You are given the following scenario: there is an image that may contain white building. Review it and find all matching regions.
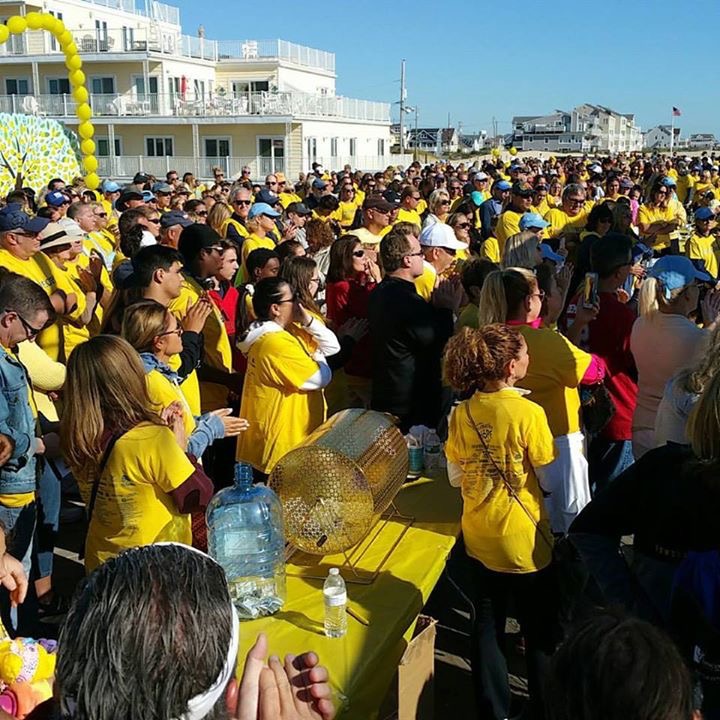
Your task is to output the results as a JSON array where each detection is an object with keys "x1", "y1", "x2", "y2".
[
  {"x1": 688, "y1": 133, "x2": 717, "y2": 150},
  {"x1": 0, "y1": 0, "x2": 405, "y2": 180},
  {"x1": 643, "y1": 125, "x2": 680, "y2": 150},
  {"x1": 512, "y1": 104, "x2": 642, "y2": 154}
]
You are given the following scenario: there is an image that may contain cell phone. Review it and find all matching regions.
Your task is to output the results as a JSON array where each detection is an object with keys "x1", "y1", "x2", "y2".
[{"x1": 583, "y1": 272, "x2": 599, "y2": 309}]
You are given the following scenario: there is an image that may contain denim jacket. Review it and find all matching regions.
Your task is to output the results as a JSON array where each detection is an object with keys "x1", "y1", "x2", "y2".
[
  {"x1": 0, "y1": 345, "x2": 37, "y2": 494},
  {"x1": 140, "y1": 353, "x2": 224, "y2": 458}
]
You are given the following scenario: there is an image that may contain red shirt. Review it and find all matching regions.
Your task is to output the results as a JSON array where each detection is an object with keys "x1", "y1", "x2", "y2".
[
  {"x1": 326, "y1": 275, "x2": 375, "y2": 378},
  {"x1": 567, "y1": 290, "x2": 638, "y2": 441},
  {"x1": 208, "y1": 284, "x2": 244, "y2": 372}
]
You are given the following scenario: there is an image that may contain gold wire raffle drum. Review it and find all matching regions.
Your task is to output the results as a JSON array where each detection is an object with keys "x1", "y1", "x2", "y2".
[{"x1": 269, "y1": 409, "x2": 409, "y2": 555}]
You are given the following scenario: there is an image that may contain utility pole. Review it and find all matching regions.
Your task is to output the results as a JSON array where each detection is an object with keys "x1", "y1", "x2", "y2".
[
  {"x1": 414, "y1": 106, "x2": 419, "y2": 162},
  {"x1": 399, "y1": 59, "x2": 406, "y2": 154}
]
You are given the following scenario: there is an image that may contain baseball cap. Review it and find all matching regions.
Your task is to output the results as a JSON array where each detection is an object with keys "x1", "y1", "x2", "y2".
[
  {"x1": 102, "y1": 180, "x2": 121, "y2": 193},
  {"x1": 255, "y1": 189, "x2": 279, "y2": 206},
  {"x1": 286, "y1": 202, "x2": 311, "y2": 216},
  {"x1": 540, "y1": 243, "x2": 564, "y2": 264},
  {"x1": 0, "y1": 204, "x2": 49, "y2": 233},
  {"x1": 116, "y1": 191, "x2": 144, "y2": 212},
  {"x1": 142, "y1": 190, "x2": 156, "y2": 203},
  {"x1": 275, "y1": 172, "x2": 287, "y2": 184},
  {"x1": 363, "y1": 196, "x2": 396, "y2": 213},
  {"x1": 496, "y1": 180, "x2": 512, "y2": 191},
  {"x1": 38, "y1": 222, "x2": 72, "y2": 251},
  {"x1": 619, "y1": 178, "x2": 634, "y2": 189},
  {"x1": 473, "y1": 172, "x2": 489, "y2": 182},
  {"x1": 178, "y1": 224, "x2": 223, "y2": 263},
  {"x1": 519, "y1": 212, "x2": 550, "y2": 230},
  {"x1": 46, "y1": 191, "x2": 70, "y2": 207},
  {"x1": 248, "y1": 202, "x2": 281, "y2": 219},
  {"x1": 418, "y1": 223, "x2": 469, "y2": 251},
  {"x1": 695, "y1": 207, "x2": 714, "y2": 221},
  {"x1": 661, "y1": 176, "x2": 677, "y2": 187},
  {"x1": 312, "y1": 178, "x2": 327, "y2": 190},
  {"x1": 648, "y1": 255, "x2": 712, "y2": 298},
  {"x1": 161, "y1": 210, "x2": 193, "y2": 229},
  {"x1": 152, "y1": 182, "x2": 173, "y2": 194},
  {"x1": 382, "y1": 189, "x2": 401, "y2": 205},
  {"x1": 588, "y1": 164, "x2": 602, "y2": 175},
  {"x1": 133, "y1": 172, "x2": 150, "y2": 185},
  {"x1": 511, "y1": 182, "x2": 533, "y2": 198}
]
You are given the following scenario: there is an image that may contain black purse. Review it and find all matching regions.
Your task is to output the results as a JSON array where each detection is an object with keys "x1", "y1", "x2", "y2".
[{"x1": 580, "y1": 382, "x2": 616, "y2": 436}]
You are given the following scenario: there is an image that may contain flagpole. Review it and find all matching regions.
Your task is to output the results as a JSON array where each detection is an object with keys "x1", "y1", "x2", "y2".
[{"x1": 670, "y1": 109, "x2": 675, "y2": 154}]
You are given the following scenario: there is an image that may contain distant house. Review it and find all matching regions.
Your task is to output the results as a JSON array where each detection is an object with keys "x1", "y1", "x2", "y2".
[
  {"x1": 459, "y1": 131, "x2": 486, "y2": 153},
  {"x1": 406, "y1": 127, "x2": 458, "y2": 153},
  {"x1": 688, "y1": 133, "x2": 717, "y2": 150},
  {"x1": 643, "y1": 125, "x2": 680, "y2": 149}
]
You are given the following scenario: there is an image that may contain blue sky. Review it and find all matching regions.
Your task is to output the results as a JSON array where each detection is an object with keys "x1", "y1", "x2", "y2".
[{"x1": 175, "y1": 0, "x2": 719, "y2": 138}]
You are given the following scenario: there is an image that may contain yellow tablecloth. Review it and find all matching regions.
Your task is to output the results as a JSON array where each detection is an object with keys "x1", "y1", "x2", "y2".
[{"x1": 235, "y1": 475, "x2": 462, "y2": 719}]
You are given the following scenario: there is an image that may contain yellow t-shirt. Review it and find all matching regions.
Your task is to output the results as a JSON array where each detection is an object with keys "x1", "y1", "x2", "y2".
[
  {"x1": 686, "y1": 233, "x2": 719, "y2": 279},
  {"x1": 516, "y1": 325, "x2": 591, "y2": 437},
  {"x1": 278, "y1": 191, "x2": 302, "y2": 209},
  {"x1": 480, "y1": 237, "x2": 500, "y2": 264},
  {"x1": 445, "y1": 389, "x2": 556, "y2": 573},
  {"x1": 237, "y1": 330, "x2": 325, "y2": 474},
  {"x1": 677, "y1": 175, "x2": 695, "y2": 205},
  {"x1": 637, "y1": 203, "x2": 675, "y2": 251},
  {"x1": 416, "y1": 199, "x2": 428, "y2": 215},
  {"x1": 239, "y1": 233, "x2": 276, "y2": 283},
  {"x1": 543, "y1": 208, "x2": 588, "y2": 241},
  {"x1": 80, "y1": 422, "x2": 195, "y2": 573},
  {"x1": 413, "y1": 261, "x2": 437, "y2": 301},
  {"x1": 168, "y1": 277, "x2": 232, "y2": 412},
  {"x1": 168, "y1": 354, "x2": 201, "y2": 417},
  {"x1": 145, "y1": 368, "x2": 196, "y2": 437},
  {"x1": 395, "y1": 208, "x2": 422, "y2": 228},
  {"x1": 221, "y1": 217, "x2": 250, "y2": 243},
  {"x1": 339, "y1": 201, "x2": 358, "y2": 228},
  {"x1": 495, "y1": 209, "x2": 524, "y2": 253}
]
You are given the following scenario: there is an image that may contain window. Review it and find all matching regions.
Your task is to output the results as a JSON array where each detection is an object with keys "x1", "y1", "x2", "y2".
[
  {"x1": 6, "y1": 78, "x2": 30, "y2": 95},
  {"x1": 232, "y1": 80, "x2": 269, "y2": 96},
  {"x1": 377, "y1": 138, "x2": 385, "y2": 156},
  {"x1": 258, "y1": 137, "x2": 284, "y2": 174},
  {"x1": 306, "y1": 137, "x2": 317, "y2": 163},
  {"x1": 91, "y1": 77, "x2": 115, "y2": 95},
  {"x1": 349, "y1": 138, "x2": 357, "y2": 157},
  {"x1": 48, "y1": 78, "x2": 71, "y2": 95},
  {"x1": 122, "y1": 26, "x2": 136, "y2": 51},
  {"x1": 330, "y1": 138, "x2": 338, "y2": 158},
  {"x1": 96, "y1": 137, "x2": 122, "y2": 157},
  {"x1": 204, "y1": 138, "x2": 230, "y2": 157},
  {"x1": 49, "y1": 11, "x2": 63, "y2": 51},
  {"x1": 146, "y1": 137, "x2": 174, "y2": 156},
  {"x1": 95, "y1": 20, "x2": 109, "y2": 51},
  {"x1": 194, "y1": 80, "x2": 206, "y2": 99}
]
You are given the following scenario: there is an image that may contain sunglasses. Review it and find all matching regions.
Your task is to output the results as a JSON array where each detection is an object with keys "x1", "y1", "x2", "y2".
[
  {"x1": 456, "y1": 222, "x2": 471, "y2": 229},
  {"x1": 440, "y1": 200, "x2": 451, "y2": 205},
  {"x1": 148, "y1": 217, "x2": 161, "y2": 224},
  {"x1": 234, "y1": 200, "x2": 252, "y2": 206},
  {"x1": 197, "y1": 211, "x2": 208, "y2": 216},
  {"x1": 5, "y1": 309, "x2": 43, "y2": 339},
  {"x1": 352, "y1": 249, "x2": 365, "y2": 258}
]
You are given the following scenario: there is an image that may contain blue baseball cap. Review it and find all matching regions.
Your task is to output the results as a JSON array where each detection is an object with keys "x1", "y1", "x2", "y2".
[
  {"x1": 152, "y1": 182, "x2": 173, "y2": 194},
  {"x1": 248, "y1": 202, "x2": 281, "y2": 219},
  {"x1": 0, "y1": 204, "x2": 50, "y2": 233},
  {"x1": 519, "y1": 212, "x2": 549, "y2": 230},
  {"x1": 649, "y1": 255, "x2": 712, "y2": 298},
  {"x1": 496, "y1": 180, "x2": 512, "y2": 191},
  {"x1": 254, "y1": 188, "x2": 280, "y2": 206},
  {"x1": 142, "y1": 190, "x2": 156, "y2": 203},
  {"x1": 540, "y1": 243, "x2": 564, "y2": 264},
  {"x1": 46, "y1": 190, "x2": 71, "y2": 207},
  {"x1": 102, "y1": 180, "x2": 121, "y2": 193},
  {"x1": 661, "y1": 176, "x2": 677, "y2": 187},
  {"x1": 695, "y1": 207, "x2": 714, "y2": 221}
]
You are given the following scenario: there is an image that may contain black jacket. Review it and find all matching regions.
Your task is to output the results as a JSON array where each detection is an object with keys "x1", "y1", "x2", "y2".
[{"x1": 368, "y1": 276, "x2": 454, "y2": 431}]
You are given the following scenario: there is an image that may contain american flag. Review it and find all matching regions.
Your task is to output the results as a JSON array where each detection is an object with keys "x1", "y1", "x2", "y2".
[{"x1": 672, "y1": 107, "x2": 682, "y2": 116}]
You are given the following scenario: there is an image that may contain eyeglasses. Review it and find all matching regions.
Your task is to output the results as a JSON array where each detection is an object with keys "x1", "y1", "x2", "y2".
[
  {"x1": 266, "y1": 182, "x2": 278, "y2": 187},
  {"x1": 197, "y1": 210, "x2": 208, "y2": 217},
  {"x1": 566, "y1": 198, "x2": 584, "y2": 206},
  {"x1": 529, "y1": 290, "x2": 546, "y2": 301},
  {"x1": 233, "y1": 199, "x2": 252, "y2": 206},
  {"x1": 440, "y1": 247, "x2": 457, "y2": 256},
  {"x1": 309, "y1": 277, "x2": 321, "y2": 284},
  {"x1": 404, "y1": 251, "x2": 424, "y2": 258},
  {"x1": 276, "y1": 296, "x2": 297, "y2": 305},
  {"x1": 11, "y1": 230, "x2": 37, "y2": 238},
  {"x1": 208, "y1": 245, "x2": 224, "y2": 254},
  {"x1": 156, "y1": 326, "x2": 183, "y2": 338},
  {"x1": 352, "y1": 249, "x2": 365, "y2": 258},
  {"x1": 5, "y1": 309, "x2": 43, "y2": 339}
]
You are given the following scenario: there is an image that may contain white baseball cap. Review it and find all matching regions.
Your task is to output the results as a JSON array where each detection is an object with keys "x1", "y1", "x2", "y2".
[{"x1": 419, "y1": 223, "x2": 469, "y2": 250}]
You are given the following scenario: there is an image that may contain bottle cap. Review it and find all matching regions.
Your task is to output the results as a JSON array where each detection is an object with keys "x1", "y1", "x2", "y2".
[{"x1": 329, "y1": 567, "x2": 339, "y2": 575}]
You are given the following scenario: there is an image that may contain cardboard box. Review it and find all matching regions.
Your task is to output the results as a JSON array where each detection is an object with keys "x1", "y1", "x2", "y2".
[{"x1": 379, "y1": 615, "x2": 438, "y2": 720}]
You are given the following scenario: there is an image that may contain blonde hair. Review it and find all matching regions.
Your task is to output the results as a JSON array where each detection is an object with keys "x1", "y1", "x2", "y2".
[
  {"x1": 246, "y1": 216, "x2": 262, "y2": 234},
  {"x1": 637, "y1": 276, "x2": 691, "y2": 317},
  {"x1": 688, "y1": 370, "x2": 720, "y2": 462},
  {"x1": 502, "y1": 231, "x2": 541, "y2": 270},
  {"x1": 121, "y1": 300, "x2": 169, "y2": 354},
  {"x1": 428, "y1": 189, "x2": 450, "y2": 215},
  {"x1": 207, "y1": 202, "x2": 231, "y2": 237},
  {"x1": 676, "y1": 325, "x2": 720, "y2": 395},
  {"x1": 60, "y1": 335, "x2": 161, "y2": 480},
  {"x1": 478, "y1": 267, "x2": 537, "y2": 326}
]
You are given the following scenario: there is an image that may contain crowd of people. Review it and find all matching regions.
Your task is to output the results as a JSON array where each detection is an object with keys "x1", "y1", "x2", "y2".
[{"x1": 0, "y1": 150, "x2": 720, "y2": 718}]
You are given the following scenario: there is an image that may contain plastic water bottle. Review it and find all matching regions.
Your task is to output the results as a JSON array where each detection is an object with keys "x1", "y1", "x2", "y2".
[
  {"x1": 206, "y1": 462, "x2": 286, "y2": 619},
  {"x1": 323, "y1": 568, "x2": 347, "y2": 638},
  {"x1": 423, "y1": 430, "x2": 442, "y2": 470}
]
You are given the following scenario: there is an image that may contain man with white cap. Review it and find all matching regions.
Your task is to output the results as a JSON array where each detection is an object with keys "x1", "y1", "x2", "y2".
[
  {"x1": 414, "y1": 223, "x2": 468, "y2": 301},
  {"x1": 471, "y1": 171, "x2": 490, "y2": 203}
]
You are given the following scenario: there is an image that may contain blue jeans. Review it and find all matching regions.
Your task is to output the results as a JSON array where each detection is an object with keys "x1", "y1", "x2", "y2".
[
  {"x1": 0, "y1": 502, "x2": 36, "y2": 634},
  {"x1": 32, "y1": 459, "x2": 61, "y2": 581},
  {"x1": 588, "y1": 438, "x2": 635, "y2": 496}
]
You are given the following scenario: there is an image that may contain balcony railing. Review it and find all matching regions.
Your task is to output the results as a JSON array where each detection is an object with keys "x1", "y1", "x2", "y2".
[
  {"x1": 0, "y1": 25, "x2": 335, "y2": 71},
  {"x1": 0, "y1": 92, "x2": 390, "y2": 123}
]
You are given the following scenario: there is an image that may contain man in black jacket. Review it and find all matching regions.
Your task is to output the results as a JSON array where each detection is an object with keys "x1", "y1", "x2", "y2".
[{"x1": 368, "y1": 225, "x2": 463, "y2": 432}]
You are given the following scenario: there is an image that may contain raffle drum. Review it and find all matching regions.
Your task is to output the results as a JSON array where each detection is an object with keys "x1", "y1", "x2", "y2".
[{"x1": 269, "y1": 409, "x2": 409, "y2": 556}]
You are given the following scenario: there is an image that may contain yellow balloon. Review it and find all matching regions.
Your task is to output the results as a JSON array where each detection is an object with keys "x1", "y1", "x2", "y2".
[
  {"x1": 64, "y1": 42, "x2": 78, "y2": 57},
  {"x1": 76, "y1": 103, "x2": 92, "y2": 122},
  {"x1": 40, "y1": 15, "x2": 56, "y2": 31},
  {"x1": 69, "y1": 69, "x2": 86, "y2": 87},
  {"x1": 509, "y1": 147, "x2": 518, "y2": 156},
  {"x1": 72, "y1": 86, "x2": 89, "y2": 104},
  {"x1": 52, "y1": 18, "x2": 66, "y2": 35},
  {"x1": 25, "y1": 12, "x2": 43, "y2": 29},
  {"x1": 59, "y1": 30, "x2": 73, "y2": 47},
  {"x1": 80, "y1": 138, "x2": 96, "y2": 155},
  {"x1": 0, "y1": 26, "x2": 8, "y2": 44},
  {"x1": 65, "y1": 54, "x2": 82, "y2": 72},
  {"x1": 491, "y1": 148, "x2": 500, "y2": 158},
  {"x1": 85, "y1": 173, "x2": 100, "y2": 191},
  {"x1": 7, "y1": 16, "x2": 27, "y2": 34},
  {"x1": 78, "y1": 121, "x2": 94, "y2": 139},
  {"x1": 82, "y1": 155, "x2": 98, "y2": 173}
]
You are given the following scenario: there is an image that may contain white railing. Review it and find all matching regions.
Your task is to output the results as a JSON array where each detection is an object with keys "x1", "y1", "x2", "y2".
[
  {"x1": 0, "y1": 27, "x2": 334, "y2": 71},
  {"x1": 95, "y1": 155, "x2": 409, "y2": 180},
  {"x1": 1, "y1": 91, "x2": 391, "y2": 123}
]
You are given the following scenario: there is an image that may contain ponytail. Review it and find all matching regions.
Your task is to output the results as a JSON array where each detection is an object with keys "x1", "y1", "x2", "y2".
[{"x1": 478, "y1": 268, "x2": 537, "y2": 326}]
